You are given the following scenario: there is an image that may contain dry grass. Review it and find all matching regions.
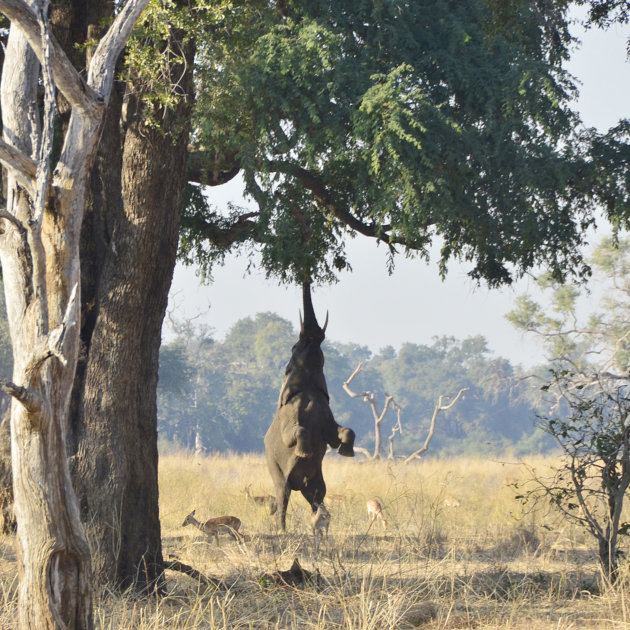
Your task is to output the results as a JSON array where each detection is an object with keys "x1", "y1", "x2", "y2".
[{"x1": 1, "y1": 453, "x2": 630, "y2": 628}]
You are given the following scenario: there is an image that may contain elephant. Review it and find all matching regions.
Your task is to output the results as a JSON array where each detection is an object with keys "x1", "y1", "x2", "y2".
[{"x1": 264, "y1": 283, "x2": 355, "y2": 530}]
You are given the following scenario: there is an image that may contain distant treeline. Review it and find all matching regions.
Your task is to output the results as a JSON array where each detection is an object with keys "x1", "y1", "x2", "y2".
[{"x1": 158, "y1": 312, "x2": 551, "y2": 457}]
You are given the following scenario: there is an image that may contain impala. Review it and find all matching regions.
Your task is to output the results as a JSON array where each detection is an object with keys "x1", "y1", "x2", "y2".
[
  {"x1": 182, "y1": 510, "x2": 242, "y2": 545},
  {"x1": 243, "y1": 484, "x2": 278, "y2": 513},
  {"x1": 366, "y1": 499, "x2": 387, "y2": 529},
  {"x1": 311, "y1": 503, "x2": 330, "y2": 536},
  {"x1": 443, "y1": 495, "x2": 461, "y2": 508}
]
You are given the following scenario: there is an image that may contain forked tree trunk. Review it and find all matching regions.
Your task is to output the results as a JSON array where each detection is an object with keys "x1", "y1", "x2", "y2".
[
  {"x1": 403, "y1": 388, "x2": 468, "y2": 464},
  {"x1": 0, "y1": 1, "x2": 148, "y2": 627},
  {"x1": 343, "y1": 362, "x2": 396, "y2": 459}
]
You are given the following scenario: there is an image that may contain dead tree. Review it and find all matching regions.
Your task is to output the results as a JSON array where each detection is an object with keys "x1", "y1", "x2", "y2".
[
  {"x1": 343, "y1": 362, "x2": 401, "y2": 459},
  {"x1": 387, "y1": 402, "x2": 403, "y2": 459},
  {"x1": 403, "y1": 388, "x2": 468, "y2": 464},
  {"x1": 0, "y1": 0, "x2": 149, "y2": 627}
]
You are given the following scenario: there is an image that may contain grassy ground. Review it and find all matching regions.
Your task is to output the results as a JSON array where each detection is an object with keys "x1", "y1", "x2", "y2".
[{"x1": 1, "y1": 453, "x2": 629, "y2": 628}]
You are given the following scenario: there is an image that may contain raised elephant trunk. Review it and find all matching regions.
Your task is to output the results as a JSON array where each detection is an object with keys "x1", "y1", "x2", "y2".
[{"x1": 299, "y1": 282, "x2": 328, "y2": 338}]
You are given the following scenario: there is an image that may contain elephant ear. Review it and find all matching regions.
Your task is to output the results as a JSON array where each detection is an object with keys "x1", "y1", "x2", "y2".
[{"x1": 279, "y1": 371, "x2": 301, "y2": 406}]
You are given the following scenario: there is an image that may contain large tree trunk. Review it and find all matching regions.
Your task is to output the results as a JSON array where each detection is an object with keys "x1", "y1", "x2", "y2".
[{"x1": 69, "y1": 41, "x2": 195, "y2": 589}]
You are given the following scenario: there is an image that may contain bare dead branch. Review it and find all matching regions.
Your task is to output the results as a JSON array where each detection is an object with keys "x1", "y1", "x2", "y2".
[
  {"x1": 0, "y1": 0, "x2": 100, "y2": 115},
  {"x1": 33, "y1": 0, "x2": 55, "y2": 230},
  {"x1": 353, "y1": 446, "x2": 371, "y2": 458},
  {"x1": 343, "y1": 362, "x2": 401, "y2": 458},
  {"x1": 387, "y1": 404, "x2": 403, "y2": 459},
  {"x1": 87, "y1": 0, "x2": 151, "y2": 100},
  {"x1": 0, "y1": 380, "x2": 41, "y2": 413},
  {"x1": 0, "y1": 138, "x2": 37, "y2": 195},
  {"x1": 342, "y1": 362, "x2": 366, "y2": 398},
  {"x1": 404, "y1": 388, "x2": 468, "y2": 464},
  {"x1": 165, "y1": 559, "x2": 223, "y2": 589},
  {"x1": 0, "y1": 210, "x2": 27, "y2": 233}
]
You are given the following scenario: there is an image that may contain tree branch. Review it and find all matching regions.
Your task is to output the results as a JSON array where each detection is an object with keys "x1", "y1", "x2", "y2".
[
  {"x1": 0, "y1": 137, "x2": 37, "y2": 196},
  {"x1": 165, "y1": 559, "x2": 222, "y2": 589},
  {"x1": 404, "y1": 388, "x2": 468, "y2": 464},
  {"x1": 181, "y1": 210, "x2": 261, "y2": 248},
  {"x1": 0, "y1": 380, "x2": 41, "y2": 413},
  {"x1": 0, "y1": 0, "x2": 101, "y2": 115},
  {"x1": 269, "y1": 161, "x2": 394, "y2": 240},
  {"x1": 342, "y1": 362, "x2": 367, "y2": 398},
  {"x1": 186, "y1": 148, "x2": 241, "y2": 186},
  {"x1": 87, "y1": 0, "x2": 151, "y2": 101},
  {"x1": 0, "y1": 210, "x2": 27, "y2": 234},
  {"x1": 343, "y1": 362, "x2": 400, "y2": 459}
]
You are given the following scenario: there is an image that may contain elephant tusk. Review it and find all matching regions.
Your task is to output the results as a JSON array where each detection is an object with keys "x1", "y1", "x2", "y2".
[{"x1": 322, "y1": 311, "x2": 329, "y2": 334}]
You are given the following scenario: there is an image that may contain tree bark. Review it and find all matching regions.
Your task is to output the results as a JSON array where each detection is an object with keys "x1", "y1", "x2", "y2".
[
  {"x1": 0, "y1": 0, "x2": 149, "y2": 626},
  {"x1": 68, "y1": 15, "x2": 196, "y2": 590}
]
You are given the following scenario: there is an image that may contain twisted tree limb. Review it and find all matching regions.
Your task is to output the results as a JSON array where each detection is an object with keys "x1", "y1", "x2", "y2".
[
  {"x1": 404, "y1": 388, "x2": 468, "y2": 464},
  {"x1": 343, "y1": 362, "x2": 400, "y2": 459}
]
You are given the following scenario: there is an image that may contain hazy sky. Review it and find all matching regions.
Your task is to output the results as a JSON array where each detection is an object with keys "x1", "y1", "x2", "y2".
[{"x1": 166, "y1": 15, "x2": 630, "y2": 368}]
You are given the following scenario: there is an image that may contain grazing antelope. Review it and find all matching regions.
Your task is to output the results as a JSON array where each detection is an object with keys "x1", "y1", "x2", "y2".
[
  {"x1": 243, "y1": 484, "x2": 278, "y2": 513},
  {"x1": 311, "y1": 503, "x2": 330, "y2": 536},
  {"x1": 182, "y1": 510, "x2": 242, "y2": 545},
  {"x1": 443, "y1": 495, "x2": 461, "y2": 508},
  {"x1": 366, "y1": 498, "x2": 387, "y2": 529}
]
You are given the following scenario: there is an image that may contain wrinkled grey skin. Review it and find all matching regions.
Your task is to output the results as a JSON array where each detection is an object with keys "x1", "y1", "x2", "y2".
[{"x1": 264, "y1": 283, "x2": 355, "y2": 531}]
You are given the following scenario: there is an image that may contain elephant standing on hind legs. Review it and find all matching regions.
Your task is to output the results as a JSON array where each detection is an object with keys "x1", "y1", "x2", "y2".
[{"x1": 264, "y1": 283, "x2": 355, "y2": 531}]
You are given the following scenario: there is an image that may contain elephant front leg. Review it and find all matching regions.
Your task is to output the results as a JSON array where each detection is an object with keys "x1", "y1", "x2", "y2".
[{"x1": 282, "y1": 424, "x2": 312, "y2": 458}]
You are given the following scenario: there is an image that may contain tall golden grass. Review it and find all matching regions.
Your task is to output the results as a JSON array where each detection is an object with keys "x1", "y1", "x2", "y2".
[{"x1": 1, "y1": 453, "x2": 629, "y2": 628}]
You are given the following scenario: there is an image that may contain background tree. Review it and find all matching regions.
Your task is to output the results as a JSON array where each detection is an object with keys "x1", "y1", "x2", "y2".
[
  {"x1": 507, "y1": 235, "x2": 630, "y2": 583},
  {"x1": 342, "y1": 362, "x2": 400, "y2": 459},
  {"x1": 159, "y1": 313, "x2": 292, "y2": 453},
  {"x1": 403, "y1": 388, "x2": 468, "y2": 464},
  {"x1": 0, "y1": 0, "x2": 149, "y2": 626}
]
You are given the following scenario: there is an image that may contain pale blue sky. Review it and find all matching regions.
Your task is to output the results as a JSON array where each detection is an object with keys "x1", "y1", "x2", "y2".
[{"x1": 166, "y1": 16, "x2": 629, "y2": 368}]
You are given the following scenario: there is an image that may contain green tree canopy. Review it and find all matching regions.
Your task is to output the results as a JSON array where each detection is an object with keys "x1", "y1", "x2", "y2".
[{"x1": 181, "y1": 0, "x2": 630, "y2": 287}]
